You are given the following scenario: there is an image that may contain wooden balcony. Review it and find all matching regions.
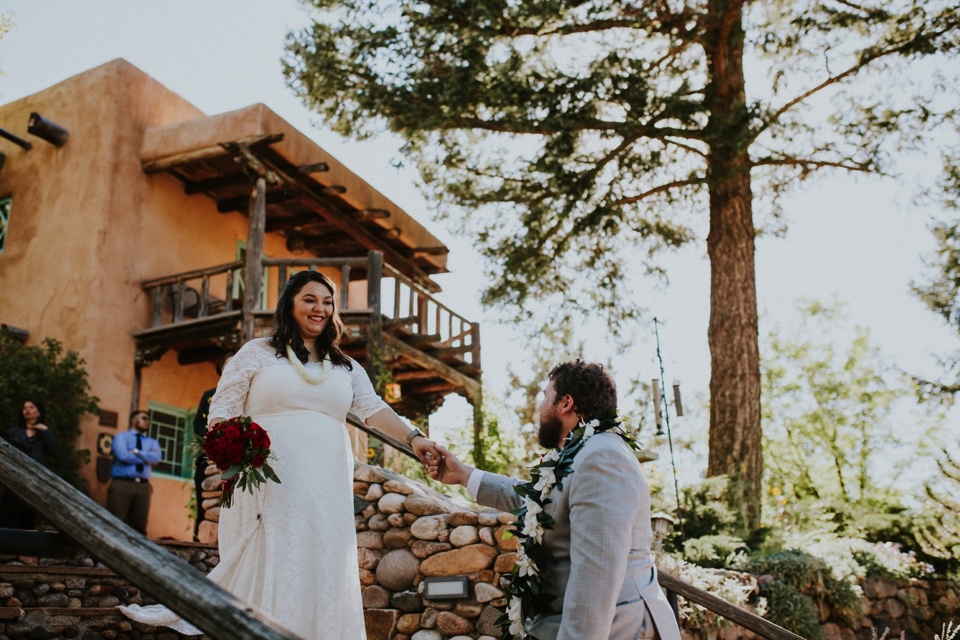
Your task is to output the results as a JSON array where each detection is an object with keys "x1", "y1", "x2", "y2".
[{"x1": 132, "y1": 251, "x2": 481, "y2": 418}]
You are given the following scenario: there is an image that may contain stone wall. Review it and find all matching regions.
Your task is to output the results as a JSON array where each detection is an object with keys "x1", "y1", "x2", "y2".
[{"x1": 3, "y1": 461, "x2": 957, "y2": 639}]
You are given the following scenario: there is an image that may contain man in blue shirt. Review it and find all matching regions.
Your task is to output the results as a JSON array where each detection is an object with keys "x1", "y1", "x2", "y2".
[{"x1": 107, "y1": 410, "x2": 162, "y2": 535}]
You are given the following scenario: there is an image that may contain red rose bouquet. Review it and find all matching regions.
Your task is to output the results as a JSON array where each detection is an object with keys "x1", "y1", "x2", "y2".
[{"x1": 196, "y1": 415, "x2": 280, "y2": 508}]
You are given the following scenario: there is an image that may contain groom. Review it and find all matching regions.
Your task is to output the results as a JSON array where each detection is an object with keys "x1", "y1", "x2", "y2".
[{"x1": 428, "y1": 360, "x2": 681, "y2": 640}]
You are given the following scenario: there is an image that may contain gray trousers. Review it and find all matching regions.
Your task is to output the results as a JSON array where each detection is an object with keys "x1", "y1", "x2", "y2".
[{"x1": 107, "y1": 479, "x2": 152, "y2": 534}]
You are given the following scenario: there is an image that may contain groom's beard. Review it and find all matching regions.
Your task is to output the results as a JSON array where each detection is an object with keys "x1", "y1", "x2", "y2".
[{"x1": 538, "y1": 411, "x2": 564, "y2": 449}]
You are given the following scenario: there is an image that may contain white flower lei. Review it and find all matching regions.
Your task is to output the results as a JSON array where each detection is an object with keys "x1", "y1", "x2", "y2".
[
  {"x1": 285, "y1": 344, "x2": 332, "y2": 385},
  {"x1": 496, "y1": 415, "x2": 641, "y2": 640}
]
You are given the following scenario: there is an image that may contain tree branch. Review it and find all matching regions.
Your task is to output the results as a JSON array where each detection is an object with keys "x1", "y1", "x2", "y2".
[
  {"x1": 751, "y1": 156, "x2": 876, "y2": 173},
  {"x1": 664, "y1": 137, "x2": 709, "y2": 159},
  {"x1": 613, "y1": 177, "x2": 705, "y2": 206},
  {"x1": 749, "y1": 33, "x2": 941, "y2": 143}
]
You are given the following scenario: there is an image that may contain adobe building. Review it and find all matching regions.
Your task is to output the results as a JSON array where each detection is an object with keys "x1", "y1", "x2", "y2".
[{"x1": 0, "y1": 60, "x2": 481, "y2": 541}]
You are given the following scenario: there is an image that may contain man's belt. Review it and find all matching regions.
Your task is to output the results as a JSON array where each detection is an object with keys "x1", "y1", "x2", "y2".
[{"x1": 112, "y1": 477, "x2": 149, "y2": 484}]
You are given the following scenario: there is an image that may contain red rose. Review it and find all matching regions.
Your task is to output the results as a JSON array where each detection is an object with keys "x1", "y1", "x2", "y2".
[
  {"x1": 251, "y1": 453, "x2": 266, "y2": 468},
  {"x1": 225, "y1": 442, "x2": 245, "y2": 465}
]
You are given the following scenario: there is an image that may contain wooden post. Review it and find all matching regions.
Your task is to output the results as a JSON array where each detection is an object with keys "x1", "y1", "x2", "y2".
[
  {"x1": 340, "y1": 264, "x2": 351, "y2": 309},
  {"x1": 0, "y1": 441, "x2": 300, "y2": 640},
  {"x1": 472, "y1": 387, "x2": 485, "y2": 470},
  {"x1": 130, "y1": 364, "x2": 142, "y2": 417},
  {"x1": 242, "y1": 177, "x2": 266, "y2": 342},
  {"x1": 366, "y1": 250, "x2": 384, "y2": 389}
]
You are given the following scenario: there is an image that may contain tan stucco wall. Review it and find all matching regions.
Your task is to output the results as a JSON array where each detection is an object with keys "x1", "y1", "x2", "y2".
[{"x1": 0, "y1": 60, "x2": 372, "y2": 541}]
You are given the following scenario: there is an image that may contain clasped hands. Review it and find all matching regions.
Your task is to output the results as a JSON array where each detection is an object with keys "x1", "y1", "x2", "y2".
[{"x1": 412, "y1": 441, "x2": 471, "y2": 487}]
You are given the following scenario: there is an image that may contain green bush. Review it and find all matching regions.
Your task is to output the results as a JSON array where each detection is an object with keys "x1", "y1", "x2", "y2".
[
  {"x1": 760, "y1": 580, "x2": 824, "y2": 640},
  {"x1": 683, "y1": 534, "x2": 747, "y2": 569},
  {"x1": 0, "y1": 334, "x2": 99, "y2": 490},
  {"x1": 739, "y1": 549, "x2": 863, "y2": 621},
  {"x1": 662, "y1": 476, "x2": 741, "y2": 552}
]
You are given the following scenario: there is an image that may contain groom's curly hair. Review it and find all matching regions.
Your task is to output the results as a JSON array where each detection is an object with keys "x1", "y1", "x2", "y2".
[{"x1": 548, "y1": 360, "x2": 618, "y2": 421}]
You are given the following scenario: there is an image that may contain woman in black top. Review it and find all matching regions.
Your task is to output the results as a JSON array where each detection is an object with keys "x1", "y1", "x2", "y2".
[{"x1": 0, "y1": 400, "x2": 59, "y2": 528}]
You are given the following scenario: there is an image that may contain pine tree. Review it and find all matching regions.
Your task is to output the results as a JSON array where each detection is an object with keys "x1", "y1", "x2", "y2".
[{"x1": 284, "y1": 0, "x2": 960, "y2": 528}]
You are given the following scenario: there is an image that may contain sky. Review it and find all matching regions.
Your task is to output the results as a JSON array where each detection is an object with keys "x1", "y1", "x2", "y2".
[{"x1": 1, "y1": 1, "x2": 956, "y2": 487}]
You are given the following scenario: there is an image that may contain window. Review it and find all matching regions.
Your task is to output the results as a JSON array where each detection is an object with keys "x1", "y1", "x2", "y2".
[
  {"x1": 147, "y1": 402, "x2": 194, "y2": 479},
  {"x1": 0, "y1": 197, "x2": 10, "y2": 255}
]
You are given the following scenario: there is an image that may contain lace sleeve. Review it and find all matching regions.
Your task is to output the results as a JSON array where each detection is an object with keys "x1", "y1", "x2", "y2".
[
  {"x1": 209, "y1": 339, "x2": 270, "y2": 423},
  {"x1": 348, "y1": 358, "x2": 390, "y2": 422}
]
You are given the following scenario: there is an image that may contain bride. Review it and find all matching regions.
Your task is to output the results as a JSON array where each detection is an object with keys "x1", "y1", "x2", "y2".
[{"x1": 122, "y1": 270, "x2": 444, "y2": 638}]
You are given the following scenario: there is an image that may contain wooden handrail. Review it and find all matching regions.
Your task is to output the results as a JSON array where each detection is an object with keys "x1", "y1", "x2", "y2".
[
  {"x1": 137, "y1": 253, "x2": 480, "y2": 370},
  {"x1": 0, "y1": 436, "x2": 800, "y2": 640},
  {"x1": 658, "y1": 571, "x2": 805, "y2": 640},
  {"x1": 0, "y1": 440, "x2": 301, "y2": 640},
  {"x1": 346, "y1": 412, "x2": 418, "y2": 461},
  {"x1": 141, "y1": 260, "x2": 244, "y2": 288}
]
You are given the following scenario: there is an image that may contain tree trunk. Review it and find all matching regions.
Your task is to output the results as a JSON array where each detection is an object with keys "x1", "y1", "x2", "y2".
[{"x1": 703, "y1": 0, "x2": 762, "y2": 531}]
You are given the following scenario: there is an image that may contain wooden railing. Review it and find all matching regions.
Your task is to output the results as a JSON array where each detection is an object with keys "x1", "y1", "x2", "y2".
[
  {"x1": 381, "y1": 263, "x2": 480, "y2": 370},
  {"x1": 0, "y1": 439, "x2": 300, "y2": 640},
  {"x1": 139, "y1": 251, "x2": 481, "y2": 372},
  {"x1": 0, "y1": 433, "x2": 803, "y2": 640},
  {"x1": 141, "y1": 260, "x2": 244, "y2": 328}
]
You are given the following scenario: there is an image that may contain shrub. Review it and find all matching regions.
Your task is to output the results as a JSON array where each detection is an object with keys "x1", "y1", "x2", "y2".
[
  {"x1": 760, "y1": 579, "x2": 824, "y2": 640},
  {"x1": 662, "y1": 476, "x2": 740, "y2": 552},
  {"x1": 0, "y1": 334, "x2": 99, "y2": 490},
  {"x1": 738, "y1": 548, "x2": 863, "y2": 622},
  {"x1": 683, "y1": 534, "x2": 747, "y2": 569}
]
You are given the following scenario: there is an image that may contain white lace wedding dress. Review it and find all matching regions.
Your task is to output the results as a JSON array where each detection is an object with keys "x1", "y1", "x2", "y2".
[{"x1": 121, "y1": 338, "x2": 387, "y2": 639}]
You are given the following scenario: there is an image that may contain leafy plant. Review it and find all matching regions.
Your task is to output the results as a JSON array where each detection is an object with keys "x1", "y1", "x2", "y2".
[
  {"x1": 661, "y1": 475, "x2": 740, "y2": 550},
  {"x1": 655, "y1": 552, "x2": 764, "y2": 630},
  {"x1": 738, "y1": 549, "x2": 863, "y2": 622},
  {"x1": 760, "y1": 579, "x2": 824, "y2": 640},
  {"x1": 683, "y1": 535, "x2": 747, "y2": 569},
  {"x1": 0, "y1": 334, "x2": 100, "y2": 490}
]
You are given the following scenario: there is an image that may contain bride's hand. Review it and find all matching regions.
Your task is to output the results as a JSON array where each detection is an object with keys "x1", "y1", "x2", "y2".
[{"x1": 411, "y1": 437, "x2": 444, "y2": 470}]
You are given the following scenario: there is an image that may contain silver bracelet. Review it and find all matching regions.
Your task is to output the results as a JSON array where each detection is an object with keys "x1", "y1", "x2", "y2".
[{"x1": 405, "y1": 428, "x2": 425, "y2": 447}]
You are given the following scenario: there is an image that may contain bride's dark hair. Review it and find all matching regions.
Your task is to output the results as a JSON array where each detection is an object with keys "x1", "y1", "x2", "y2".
[{"x1": 270, "y1": 270, "x2": 352, "y2": 369}]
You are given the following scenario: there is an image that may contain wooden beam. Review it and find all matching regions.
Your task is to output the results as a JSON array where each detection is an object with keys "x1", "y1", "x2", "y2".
[
  {"x1": 407, "y1": 382, "x2": 461, "y2": 394},
  {"x1": 382, "y1": 333, "x2": 481, "y2": 405},
  {"x1": 411, "y1": 246, "x2": 450, "y2": 256},
  {"x1": 216, "y1": 189, "x2": 293, "y2": 213},
  {"x1": 393, "y1": 370, "x2": 439, "y2": 382},
  {"x1": 264, "y1": 212, "x2": 327, "y2": 233},
  {"x1": 184, "y1": 173, "x2": 251, "y2": 195},
  {"x1": 357, "y1": 208, "x2": 391, "y2": 221},
  {"x1": 298, "y1": 161, "x2": 329, "y2": 174},
  {"x1": 0, "y1": 441, "x2": 300, "y2": 640},
  {"x1": 229, "y1": 144, "x2": 441, "y2": 293},
  {"x1": 242, "y1": 177, "x2": 267, "y2": 342},
  {"x1": 142, "y1": 133, "x2": 283, "y2": 174}
]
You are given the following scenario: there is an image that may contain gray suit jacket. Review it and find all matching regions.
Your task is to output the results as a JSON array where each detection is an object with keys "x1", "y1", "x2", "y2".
[{"x1": 477, "y1": 433, "x2": 681, "y2": 640}]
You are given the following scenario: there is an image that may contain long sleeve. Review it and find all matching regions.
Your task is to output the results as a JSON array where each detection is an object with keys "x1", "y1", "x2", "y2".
[
  {"x1": 557, "y1": 443, "x2": 644, "y2": 640},
  {"x1": 209, "y1": 340, "x2": 265, "y2": 422},
  {"x1": 141, "y1": 436, "x2": 162, "y2": 465},
  {"x1": 476, "y1": 472, "x2": 524, "y2": 513},
  {"x1": 40, "y1": 428, "x2": 58, "y2": 457},
  {"x1": 111, "y1": 431, "x2": 140, "y2": 464}
]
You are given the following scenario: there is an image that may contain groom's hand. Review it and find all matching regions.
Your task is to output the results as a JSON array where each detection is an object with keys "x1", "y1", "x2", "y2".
[{"x1": 426, "y1": 445, "x2": 472, "y2": 487}]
